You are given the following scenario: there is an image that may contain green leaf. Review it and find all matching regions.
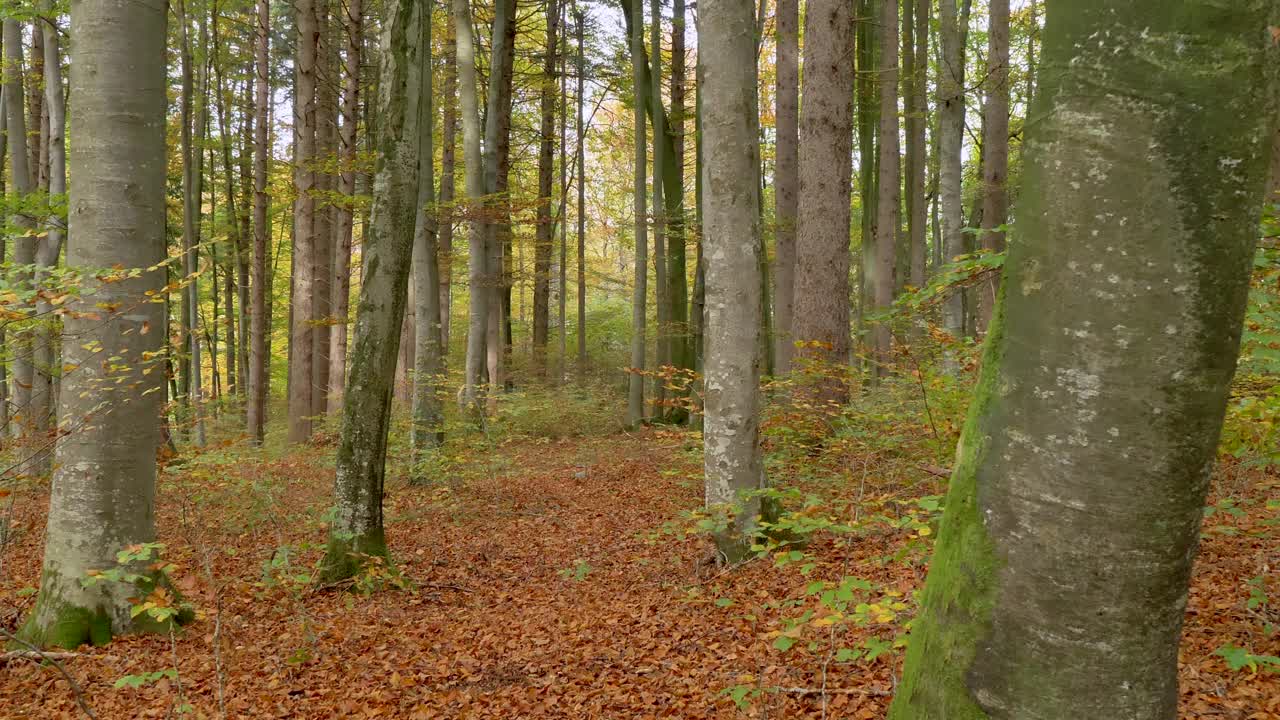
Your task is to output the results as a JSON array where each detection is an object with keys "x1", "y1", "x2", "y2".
[{"x1": 773, "y1": 635, "x2": 796, "y2": 652}]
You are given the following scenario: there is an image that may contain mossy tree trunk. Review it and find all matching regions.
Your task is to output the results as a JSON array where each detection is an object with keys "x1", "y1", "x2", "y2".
[
  {"x1": 889, "y1": 2, "x2": 1276, "y2": 717},
  {"x1": 319, "y1": 0, "x2": 426, "y2": 583},
  {"x1": 19, "y1": 0, "x2": 169, "y2": 649},
  {"x1": 700, "y1": 0, "x2": 765, "y2": 564}
]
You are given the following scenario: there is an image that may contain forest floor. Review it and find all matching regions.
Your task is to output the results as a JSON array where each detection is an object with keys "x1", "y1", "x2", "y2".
[{"x1": 2, "y1": 422, "x2": 1279, "y2": 719}]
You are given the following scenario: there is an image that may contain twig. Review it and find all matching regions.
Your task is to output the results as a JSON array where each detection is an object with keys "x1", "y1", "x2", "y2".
[
  {"x1": 0, "y1": 626, "x2": 97, "y2": 719},
  {"x1": 919, "y1": 464, "x2": 952, "y2": 479},
  {"x1": 1, "y1": 650, "x2": 81, "y2": 661},
  {"x1": 776, "y1": 686, "x2": 892, "y2": 697}
]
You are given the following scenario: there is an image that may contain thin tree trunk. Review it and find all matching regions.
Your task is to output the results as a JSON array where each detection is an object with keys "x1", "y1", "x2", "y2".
[
  {"x1": 288, "y1": 0, "x2": 318, "y2": 443},
  {"x1": 627, "y1": 0, "x2": 647, "y2": 427},
  {"x1": 533, "y1": 0, "x2": 559, "y2": 369},
  {"x1": 700, "y1": 0, "x2": 765, "y2": 564},
  {"x1": 872, "y1": 0, "x2": 900, "y2": 377},
  {"x1": 438, "y1": 6, "x2": 458, "y2": 354},
  {"x1": 30, "y1": 5, "x2": 65, "y2": 476},
  {"x1": 248, "y1": 0, "x2": 271, "y2": 444},
  {"x1": 457, "y1": 0, "x2": 487, "y2": 414},
  {"x1": 574, "y1": 9, "x2": 586, "y2": 372},
  {"x1": 772, "y1": 0, "x2": 798, "y2": 373},
  {"x1": 666, "y1": 0, "x2": 688, "y2": 383},
  {"x1": 905, "y1": 0, "x2": 928, "y2": 292},
  {"x1": 320, "y1": 0, "x2": 427, "y2": 582},
  {"x1": 855, "y1": 0, "x2": 877, "y2": 380},
  {"x1": 329, "y1": 0, "x2": 361, "y2": 416},
  {"x1": 485, "y1": 0, "x2": 516, "y2": 414},
  {"x1": 5, "y1": 20, "x2": 35, "y2": 450},
  {"x1": 792, "y1": 0, "x2": 854, "y2": 404},
  {"x1": 213, "y1": 1, "x2": 240, "y2": 398},
  {"x1": 412, "y1": 0, "x2": 445, "y2": 467},
  {"x1": 890, "y1": 3, "x2": 1274, "y2": 715},
  {"x1": 976, "y1": 0, "x2": 1009, "y2": 334},
  {"x1": 938, "y1": 0, "x2": 972, "y2": 369},
  {"x1": 557, "y1": 9, "x2": 568, "y2": 382},
  {"x1": 18, "y1": 0, "x2": 169, "y2": 647},
  {"x1": 312, "y1": 1, "x2": 336, "y2": 416},
  {"x1": 651, "y1": 0, "x2": 667, "y2": 414}
]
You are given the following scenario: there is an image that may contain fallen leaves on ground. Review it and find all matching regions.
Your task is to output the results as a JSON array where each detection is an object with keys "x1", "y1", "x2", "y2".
[{"x1": 1, "y1": 430, "x2": 1277, "y2": 718}]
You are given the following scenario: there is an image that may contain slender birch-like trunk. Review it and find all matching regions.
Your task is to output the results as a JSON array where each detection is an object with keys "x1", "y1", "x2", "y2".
[
  {"x1": 975, "y1": 0, "x2": 1009, "y2": 334},
  {"x1": 771, "y1": 0, "x2": 798, "y2": 374}
]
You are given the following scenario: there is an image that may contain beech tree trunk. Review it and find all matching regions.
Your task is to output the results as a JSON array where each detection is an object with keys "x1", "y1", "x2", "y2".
[
  {"x1": 457, "y1": 0, "x2": 487, "y2": 413},
  {"x1": 533, "y1": 0, "x2": 559, "y2": 368},
  {"x1": 438, "y1": 8, "x2": 458, "y2": 353},
  {"x1": 792, "y1": 0, "x2": 854, "y2": 404},
  {"x1": 248, "y1": 0, "x2": 270, "y2": 444},
  {"x1": 6, "y1": 19, "x2": 36, "y2": 451},
  {"x1": 19, "y1": 0, "x2": 169, "y2": 648},
  {"x1": 700, "y1": 0, "x2": 765, "y2": 564},
  {"x1": 905, "y1": 0, "x2": 928, "y2": 292},
  {"x1": 771, "y1": 0, "x2": 798, "y2": 373},
  {"x1": 975, "y1": 0, "x2": 1010, "y2": 334},
  {"x1": 627, "y1": 0, "x2": 647, "y2": 427},
  {"x1": 871, "y1": 0, "x2": 900, "y2": 376},
  {"x1": 889, "y1": 2, "x2": 1275, "y2": 716},
  {"x1": 320, "y1": 0, "x2": 427, "y2": 582},
  {"x1": 938, "y1": 0, "x2": 972, "y2": 366},
  {"x1": 574, "y1": 9, "x2": 587, "y2": 372},
  {"x1": 411, "y1": 0, "x2": 444, "y2": 467},
  {"x1": 288, "y1": 0, "x2": 318, "y2": 443},
  {"x1": 311, "y1": 2, "x2": 337, "y2": 417},
  {"x1": 329, "y1": 0, "x2": 362, "y2": 416}
]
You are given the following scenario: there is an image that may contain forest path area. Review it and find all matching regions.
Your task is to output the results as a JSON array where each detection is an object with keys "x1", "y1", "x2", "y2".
[{"x1": 3, "y1": 429, "x2": 1279, "y2": 719}]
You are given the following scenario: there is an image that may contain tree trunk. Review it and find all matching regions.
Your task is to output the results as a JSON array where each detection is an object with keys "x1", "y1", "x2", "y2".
[
  {"x1": 771, "y1": 0, "x2": 798, "y2": 373},
  {"x1": 905, "y1": 0, "x2": 928, "y2": 292},
  {"x1": 320, "y1": 0, "x2": 427, "y2": 582},
  {"x1": 30, "y1": 4, "x2": 66, "y2": 477},
  {"x1": 438, "y1": 6, "x2": 458, "y2": 354},
  {"x1": 533, "y1": 0, "x2": 559, "y2": 369},
  {"x1": 574, "y1": 9, "x2": 587, "y2": 372},
  {"x1": 872, "y1": 0, "x2": 900, "y2": 377},
  {"x1": 288, "y1": 0, "x2": 318, "y2": 443},
  {"x1": 666, "y1": 0, "x2": 688, "y2": 382},
  {"x1": 213, "y1": 2, "x2": 240, "y2": 399},
  {"x1": 792, "y1": 0, "x2": 854, "y2": 404},
  {"x1": 485, "y1": 0, "x2": 516, "y2": 414},
  {"x1": 312, "y1": 2, "x2": 336, "y2": 417},
  {"x1": 330, "y1": 0, "x2": 362, "y2": 416},
  {"x1": 5, "y1": 20, "x2": 36, "y2": 452},
  {"x1": 627, "y1": 0, "x2": 647, "y2": 427},
  {"x1": 938, "y1": 0, "x2": 972, "y2": 369},
  {"x1": 457, "y1": 0, "x2": 487, "y2": 414},
  {"x1": 248, "y1": 0, "x2": 271, "y2": 444},
  {"x1": 650, "y1": 0, "x2": 668, "y2": 417},
  {"x1": 412, "y1": 0, "x2": 445, "y2": 468},
  {"x1": 975, "y1": 0, "x2": 1009, "y2": 334},
  {"x1": 889, "y1": 3, "x2": 1274, "y2": 716},
  {"x1": 19, "y1": 0, "x2": 169, "y2": 647},
  {"x1": 700, "y1": 0, "x2": 765, "y2": 564},
  {"x1": 855, "y1": 0, "x2": 877, "y2": 381}
]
